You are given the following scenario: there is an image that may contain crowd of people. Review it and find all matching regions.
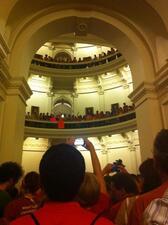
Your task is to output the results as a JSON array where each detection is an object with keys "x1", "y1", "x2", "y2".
[
  {"x1": 25, "y1": 103, "x2": 135, "y2": 122},
  {"x1": 34, "y1": 48, "x2": 117, "y2": 63},
  {"x1": 31, "y1": 48, "x2": 122, "y2": 69},
  {"x1": 0, "y1": 129, "x2": 168, "y2": 225}
]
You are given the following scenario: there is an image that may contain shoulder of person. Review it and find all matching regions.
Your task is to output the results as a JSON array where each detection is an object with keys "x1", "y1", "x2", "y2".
[{"x1": 9, "y1": 214, "x2": 34, "y2": 225}]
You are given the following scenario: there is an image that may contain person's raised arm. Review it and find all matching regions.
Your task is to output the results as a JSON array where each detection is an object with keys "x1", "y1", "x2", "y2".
[{"x1": 85, "y1": 139, "x2": 108, "y2": 195}]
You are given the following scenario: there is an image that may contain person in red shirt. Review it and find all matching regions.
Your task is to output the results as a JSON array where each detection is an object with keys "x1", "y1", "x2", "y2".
[
  {"x1": 10, "y1": 143, "x2": 114, "y2": 225},
  {"x1": 76, "y1": 139, "x2": 110, "y2": 214},
  {"x1": 128, "y1": 129, "x2": 168, "y2": 225},
  {"x1": 57, "y1": 115, "x2": 65, "y2": 129},
  {"x1": 103, "y1": 172, "x2": 138, "y2": 222},
  {"x1": 4, "y1": 171, "x2": 42, "y2": 223},
  {"x1": 0, "y1": 162, "x2": 23, "y2": 219}
]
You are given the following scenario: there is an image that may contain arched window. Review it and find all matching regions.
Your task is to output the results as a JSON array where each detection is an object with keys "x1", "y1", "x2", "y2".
[
  {"x1": 52, "y1": 98, "x2": 72, "y2": 117},
  {"x1": 54, "y1": 51, "x2": 72, "y2": 62}
]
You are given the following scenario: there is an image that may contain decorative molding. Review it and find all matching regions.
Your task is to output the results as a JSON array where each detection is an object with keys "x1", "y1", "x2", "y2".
[
  {"x1": 30, "y1": 56, "x2": 126, "y2": 79},
  {"x1": 155, "y1": 65, "x2": 168, "y2": 98},
  {"x1": 0, "y1": 60, "x2": 10, "y2": 99},
  {"x1": 98, "y1": 89, "x2": 104, "y2": 95},
  {"x1": 72, "y1": 92, "x2": 78, "y2": 98},
  {"x1": 23, "y1": 137, "x2": 49, "y2": 151},
  {"x1": 129, "y1": 82, "x2": 157, "y2": 106},
  {"x1": 129, "y1": 65, "x2": 168, "y2": 106},
  {"x1": 7, "y1": 77, "x2": 32, "y2": 104},
  {"x1": 0, "y1": 60, "x2": 10, "y2": 88},
  {"x1": 47, "y1": 91, "x2": 55, "y2": 97},
  {"x1": 24, "y1": 119, "x2": 137, "y2": 139},
  {"x1": 75, "y1": 19, "x2": 88, "y2": 36},
  {"x1": 0, "y1": 34, "x2": 10, "y2": 59}
]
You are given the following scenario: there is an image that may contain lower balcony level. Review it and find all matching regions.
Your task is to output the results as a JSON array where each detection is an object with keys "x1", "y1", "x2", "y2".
[{"x1": 25, "y1": 112, "x2": 137, "y2": 138}]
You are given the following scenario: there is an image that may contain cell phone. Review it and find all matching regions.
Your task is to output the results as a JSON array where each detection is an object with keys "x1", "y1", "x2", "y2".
[
  {"x1": 111, "y1": 159, "x2": 124, "y2": 173},
  {"x1": 111, "y1": 163, "x2": 118, "y2": 172},
  {"x1": 74, "y1": 138, "x2": 85, "y2": 146}
]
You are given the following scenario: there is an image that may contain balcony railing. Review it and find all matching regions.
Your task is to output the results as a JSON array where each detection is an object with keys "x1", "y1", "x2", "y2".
[
  {"x1": 31, "y1": 52, "x2": 122, "y2": 70},
  {"x1": 25, "y1": 111, "x2": 136, "y2": 129}
]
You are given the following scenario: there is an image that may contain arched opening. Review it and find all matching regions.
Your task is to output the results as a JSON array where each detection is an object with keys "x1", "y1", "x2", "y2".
[
  {"x1": 8, "y1": 10, "x2": 156, "y2": 89},
  {"x1": 1, "y1": 5, "x2": 165, "y2": 165},
  {"x1": 53, "y1": 98, "x2": 72, "y2": 116}
]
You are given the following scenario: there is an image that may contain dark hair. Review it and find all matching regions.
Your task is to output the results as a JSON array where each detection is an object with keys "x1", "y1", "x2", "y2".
[
  {"x1": 23, "y1": 171, "x2": 40, "y2": 194},
  {"x1": 139, "y1": 158, "x2": 161, "y2": 193},
  {"x1": 7, "y1": 187, "x2": 19, "y2": 200},
  {"x1": 104, "y1": 175, "x2": 113, "y2": 192},
  {"x1": 39, "y1": 143, "x2": 85, "y2": 201},
  {"x1": 154, "y1": 129, "x2": 168, "y2": 173},
  {"x1": 0, "y1": 162, "x2": 23, "y2": 184},
  {"x1": 110, "y1": 173, "x2": 138, "y2": 194}
]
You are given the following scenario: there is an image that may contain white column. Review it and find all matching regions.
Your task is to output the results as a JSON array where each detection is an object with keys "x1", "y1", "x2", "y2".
[
  {"x1": 97, "y1": 76, "x2": 105, "y2": 111},
  {"x1": 72, "y1": 92, "x2": 78, "y2": 115},
  {"x1": 0, "y1": 59, "x2": 10, "y2": 156},
  {"x1": 0, "y1": 77, "x2": 32, "y2": 163},
  {"x1": 129, "y1": 82, "x2": 163, "y2": 161},
  {"x1": 155, "y1": 64, "x2": 168, "y2": 129}
]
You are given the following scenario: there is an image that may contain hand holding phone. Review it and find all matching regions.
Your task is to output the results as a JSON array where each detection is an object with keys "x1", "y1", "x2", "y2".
[
  {"x1": 74, "y1": 138, "x2": 85, "y2": 146},
  {"x1": 84, "y1": 138, "x2": 95, "y2": 151}
]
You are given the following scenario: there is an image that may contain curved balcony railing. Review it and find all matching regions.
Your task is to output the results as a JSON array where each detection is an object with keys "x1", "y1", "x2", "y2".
[
  {"x1": 25, "y1": 112, "x2": 137, "y2": 138},
  {"x1": 31, "y1": 52, "x2": 122, "y2": 70},
  {"x1": 25, "y1": 112, "x2": 136, "y2": 129}
]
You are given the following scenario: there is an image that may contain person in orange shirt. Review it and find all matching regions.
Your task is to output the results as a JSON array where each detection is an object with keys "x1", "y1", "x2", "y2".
[{"x1": 128, "y1": 129, "x2": 168, "y2": 225}]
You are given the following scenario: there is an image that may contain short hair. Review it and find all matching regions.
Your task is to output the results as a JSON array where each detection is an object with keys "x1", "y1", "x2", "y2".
[
  {"x1": 77, "y1": 172, "x2": 100, "y2": 207},
  {"x1": 110, "y1": 173, "x2": 138, "y2": 194},
  {"x1": 39, "y1": 143, "x2": 85, "y2": 201},
  {"x1": 23, "y1": 171, "x2": 40, "y2": 194},
  {"x1": 154, "y1": 129, "x2": 168, "y2": 173},
  {"x1": 139, "y1": 158, "x2": 161, "y2": 193},
  {"x1": 0, "y1": 162, "x2": 23, "y2": 184}
]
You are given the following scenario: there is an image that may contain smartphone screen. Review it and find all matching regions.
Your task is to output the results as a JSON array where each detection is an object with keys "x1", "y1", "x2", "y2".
[{"x1": 74, "y1": 138, "x2": 84, "y2": 146}]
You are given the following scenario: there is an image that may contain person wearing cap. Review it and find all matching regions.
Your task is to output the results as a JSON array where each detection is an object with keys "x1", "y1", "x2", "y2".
[{"x1": 10, "y1": 143, "x2": 114, "y2": 225}]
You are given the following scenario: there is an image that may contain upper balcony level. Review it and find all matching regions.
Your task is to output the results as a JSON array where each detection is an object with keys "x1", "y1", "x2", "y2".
[
  {"x1": 25, "y1": 111, "x2": 136, "y2": 138},
  {"x1": 30, "y1": 51, "x2": 126, "y2": 78}
]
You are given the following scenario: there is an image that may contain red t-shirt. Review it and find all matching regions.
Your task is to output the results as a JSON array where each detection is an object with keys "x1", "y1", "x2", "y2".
[
  {"x1": 89, "y1": 193, "x2": 110, "y2": 214},
  {"x1": 128, "y1": 181, "x2": 168, "y2": 225},
  {"x1": 58, "y1": 119, "x2": 64, "y2": 129},
  {"x1": 10, "y1": 201, "x2": 114, "y2": 225},
  {"x1": 4, "y1": 196, "x2": 39, "y2": 221}
]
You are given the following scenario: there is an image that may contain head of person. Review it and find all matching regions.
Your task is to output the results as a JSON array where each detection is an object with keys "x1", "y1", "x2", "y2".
[
  {"x1": 139, "y1": 158, "x2": 161, "y2": 193},
  {"x1": 130, "y1": 174, "x2": 143, "y2": 194},
  {"x1": 39, "y1": 143, "x2": 85, "y2": 202},
  {"x1": 0, "y1": 162, "x2": 23, "y2": 189},
  {"x1": 22, "y1": 171, "x2": 41, "y2": 194},
  {"x1": 77, "y1": 172, "x2": 100, "y2": 207},
  {"x1": 104, "y1": 175, "x2": 112, "y2": 195},
  {"x1": 106, "y1": 173, "x2": 138, "y2": 203},
  {"x1": 153, "y1": 129, "x2": 168, "y2": 178},
  {"x1": 7, "y1": 186, "x2": 19, "y2": 200}
]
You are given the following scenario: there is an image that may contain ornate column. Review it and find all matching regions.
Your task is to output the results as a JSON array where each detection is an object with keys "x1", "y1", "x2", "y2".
[
  {"x1": 97, "y1": 76, "x2": 105, "y2": 111},
  {"x1": 155, "y1": 63, "x2": 168, "y2": 129},
  {"x1": 72, "y1": 79, "x2": 79, "y2": 115},
  {"x1": 99, "y1": 137, "x2": 109, "y2": 169},
  {"x1": 0, "y1": 50, "x2": 10, "y2": 154},
  {"x1": 0, "y1": 77, "x2": 32, "y2": 163},
  {"x1": 72, "y1": 91, "x2": 78, "y2": 115},
  {"x1": 129, "y1": 82, "x2": 163, "y2": 160}
]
